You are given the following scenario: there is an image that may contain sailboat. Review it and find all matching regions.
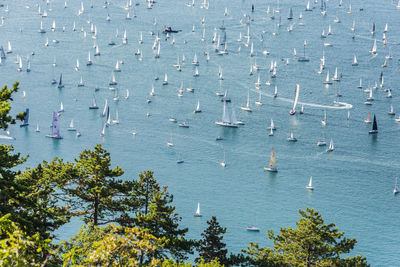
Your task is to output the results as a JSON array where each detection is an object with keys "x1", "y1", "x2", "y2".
[
  {"x1": 241, "y1": 90, "x2": 252, "y2": 112},
  {"x1": 357, "y1": 78, "x2": 363, "y2": 89},
  {"x1": 220, "y1": 151, "x2": 226, "y2": 167},
  {"x1": 154, "y1": 42, "x2": 160, "y2": 58},
  {"x1": 193, "y1": 202, "x2": 202, "y2": 217},
  {"x1": 35, "y1": 122, "x2": 40, "y2": 132},
  {"x1": 298, "y1": 40, "x2": 309, "y2": 62},
  {"x1": 94, "y1": 45, "x2": 100, "y2": 56},
  {"x1": 6, "y1": 41, "x2": 12, "y2": 54},
  {"x1": 268, "y1": 119, "x2": 277, "y2": 131},
  {"x1": 38, "y1": 21, "x2": 46, "y2": 33},
  {"x1": 326, "y1": 139, "x2": 334, "y2": 152},
  {"x1": 369, "y1": 115, "x2": 378, "y2": 134},
  {"x1": 192, "y1": 53, "x2": 199, "y2": 66},
  {"x1": 323, "y1": 70, "x2": 332, "y2": 85},
  {"x1": 163, "y1": 73, "x2": 168, "y2": 85},
  {"x1": 215, "y1": 102, "x2": 238, "y2": 128},
  {"x1": 67, "y1": 119, "x2": 76, "y2": 131},
  {"x1": 17, "y1": 57, "x2": 23, "y2": 72},
  {"x1": 321, "y1": 110, "x2": 327, "y2": 126},
  {"x1": 388, "y1": 105, "x2": 395, "y2": 116},
  {"x1": 77, "y1": 76, "x2": 84, "y2": 87},
  {"x1": 287, "y1": 7, "x2": 293, "y2": 19},
  {"x1": 305, "y1": 1, "x2": 312, "y2": 11},
  {"x1": 255, "y1": 91, "x2": 262, "y2": 106},
  {"x1": 86, "y1": 52, "x2": 92, "y2": 65},
  {"x1": 100, "y1": 122, "x2": 106, "y2": 137},
  {"x1": 89, "y1": 96, "x2": 99, "y2": 109},
  {"x1": 57, "y1": 74, "x2": 64, "y2": 89},
  {"x1": 193, "y1": 67, "x2": 199, "y2": 77},
  {"x1": 57, "y1": 102, "x2": 64, "y2": 114},
  {"x1": 306, "y1": 176, "x2": 314, "y2": 190},
  {"x1": 46, "y1": 112, "x2": 62, "y2": 139},
  {"x1": 394, "y1": 178, "x2": 399, "y2": 195},
  {"x1": 364, "y1": 113, "x2": 371, "y2": 123},
  {"x1": 101, "y1": 99, "x2": 108, "y2": 117},
  {"x1": 109, "y1": 72, "x2": 117, "y2": 85},
  {"x1": 125, "y1": 89, "x2": 130, "y2": 99},
  {"x1": 112, "y1": 110, "x2": 119, "y2": 124},
  {"x1": 332, "y1": 67, "x2": 340, "y2": 81},
  {"x1": 289, "y1": 84, "x2": 300, "y2": 115},
  {"x1": 264, "y1": 148, "x2": 277, "y2": 172},
  {"x1": 105, "y1": 107, "x2": 111, "y2": 126},
  {"x1": 352, "y1": 55, "x2": 358, "y2": 66},
  {"x1": 194, "y1": 100, "x2": 201, "y2": 113},
  {"x1": 75, "y1": 59, "x2": 80, "y2": 71},
  {"x1": 122, "y1": 30, "x2": 128, "y2": 44},
  {"x1": 287, "y1": 132, "x2": 297, "y2": 142},
  {"x1": 20, "y1": 108, "x2": 29, "y2": 127},
  {"x1": 369, "y1": 39, "x2": 377, "y2": 54},
  {"x1": 114, "y1": 61, "x2": 121, "y2": 72}
]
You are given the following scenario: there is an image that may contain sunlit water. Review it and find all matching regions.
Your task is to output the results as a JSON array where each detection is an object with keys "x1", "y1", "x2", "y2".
[{"x1": 0, "y1": 0, "x2": 400, "y2": 265}]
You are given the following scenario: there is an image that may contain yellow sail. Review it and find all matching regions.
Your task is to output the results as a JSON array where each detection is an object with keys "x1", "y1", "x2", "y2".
[{"x1": 269, "y1": 148, "x2": 276, "y2": 168}]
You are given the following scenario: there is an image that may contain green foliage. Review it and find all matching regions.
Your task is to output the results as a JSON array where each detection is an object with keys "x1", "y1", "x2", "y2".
[
  {"x1": 0, "y1": 214, "x2": 52, "y2": 266},
  {"x1": 196, "y1": 216, "x2": 228, "y2": 265},
  {"x1": 0, "y1": 82, "x2": 25, "y2": 130},
  {"x1": 241, "y1": 208, "x2": 369, "y2": 267},
  {"x1": 66, "y1": 144, "x2": 136, "y2": 226},
  {"x1": 133, "y1": 171, "x2": 196, "y2": 262},
  {"x1": 62, "y1": 223, "x2": 163, "y2": 266},
  {"x1": 161, "y1": 258, "x2": 224, "y2": 267},
  {"x1": 12, "y1": 159, "x2": 76, "y2": 239}
]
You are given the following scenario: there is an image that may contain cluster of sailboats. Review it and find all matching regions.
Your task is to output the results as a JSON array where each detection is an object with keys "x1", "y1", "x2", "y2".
[{"x1": 2, "y1": 0, "x2": 400, "y2": 205}]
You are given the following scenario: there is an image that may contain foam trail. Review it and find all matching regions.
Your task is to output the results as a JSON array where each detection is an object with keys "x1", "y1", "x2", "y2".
[{"x1": 251, "y1": 89, "x2": 353, "y2": 110}]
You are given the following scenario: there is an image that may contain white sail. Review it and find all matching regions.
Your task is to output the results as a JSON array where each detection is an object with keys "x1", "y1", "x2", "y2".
[
  {"x1": 306, "y1": 176, "x2": 313, "y2": 190},
  {"x1": 7, "y1": 41, "x2": 12, "y2": 53},
  {"x1": 196, "y1": 203, "x2": 200, "y2": 214},
  {"x1": 222, "y1": 101, "x2": 230, "y2": 123},
  {"x1": 292, "y1": 84, "x2": 300, "y2": 112},
  {"x1": 102, "y1": 99, "x2": 108, "y2": 117},
  {"x1": 370, "y1": 39, "x2": 377, "y2": 54}
]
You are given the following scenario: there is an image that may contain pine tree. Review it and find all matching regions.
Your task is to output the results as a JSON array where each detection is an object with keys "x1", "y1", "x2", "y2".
[
  {"x1": 241, "y1": 208, "x2": 369, "y2": 266},
  {"x1": 66, "y1": 144, "x2": 136, "y2": 226},
  {"x1": 133, "y1": 171, "x2": 196, "y2": 263},
  {"x1": 196, "y1": 216, "x2": 228, "y2": 265}
]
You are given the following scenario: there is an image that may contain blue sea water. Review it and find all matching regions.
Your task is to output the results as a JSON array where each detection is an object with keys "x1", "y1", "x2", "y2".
[{"x1": 0, "y1": 0, "x2": 400, "y2": 265}]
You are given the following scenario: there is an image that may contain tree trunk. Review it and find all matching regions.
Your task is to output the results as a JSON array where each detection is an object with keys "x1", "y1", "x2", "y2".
[{"x1": 94, "y1": 194, "x2": 99, "y2": 225}]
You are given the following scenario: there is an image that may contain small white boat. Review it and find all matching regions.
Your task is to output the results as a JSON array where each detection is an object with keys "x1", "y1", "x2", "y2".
[
  {"x1": 112, "y1": 110, "x2": 119, "y2": 124},
  {"x1": 67, "y1": 119, "x2": 76, "y2": 131},
  {"x1": 241, "y1": 91, "x2": 252, "y2": 112},
  {"x1": 194, "y1": 100, "x2": 201, "y2": 113},
  {"x1": 114, "y1": 61, "x2": 121, "y2": 72},
  {"x1": 163, "y1": 73, "x2": 168, "y2": 85},
  {"x1": 369, "y1": 39, "x2": 377, "y2": 54},
  {"x1": 193, "y1": 202, "x2": 202, "y2": 217},
  {"x1": 317, "y1": 140, "x2": 326, "y2": 146},
  {"x1": 246, "y1": 226, "x2": 260, "y2": 232},
  {"x1": 326, "y1": 139, "x2": 334, "y2": 152},
  {"x1": 264, "y1": 148, "x2": 277, "y2": 172},
  {"x1": 288, "y1": 132, "x2": 297, "y2": 142},
  {"x1": 388, "y1": 105, "x2": 395, "y2": 116},
  {"x1": 352, "y1": 55, "x2": 358, "y2": 66},
  {"x1": 321, "y1": 110, "x2": 327, "y2": 126},
  {"x1": 306, "y1": 176, "x2": 314, "y2": 190},
  {"x1": 394, "y1": 178, "x2": 399, "y2": 195}
]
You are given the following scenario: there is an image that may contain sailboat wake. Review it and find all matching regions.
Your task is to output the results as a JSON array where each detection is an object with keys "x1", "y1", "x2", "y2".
[{"x1": 252, "y1": 89, "x2": 353, "y2": 110}]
